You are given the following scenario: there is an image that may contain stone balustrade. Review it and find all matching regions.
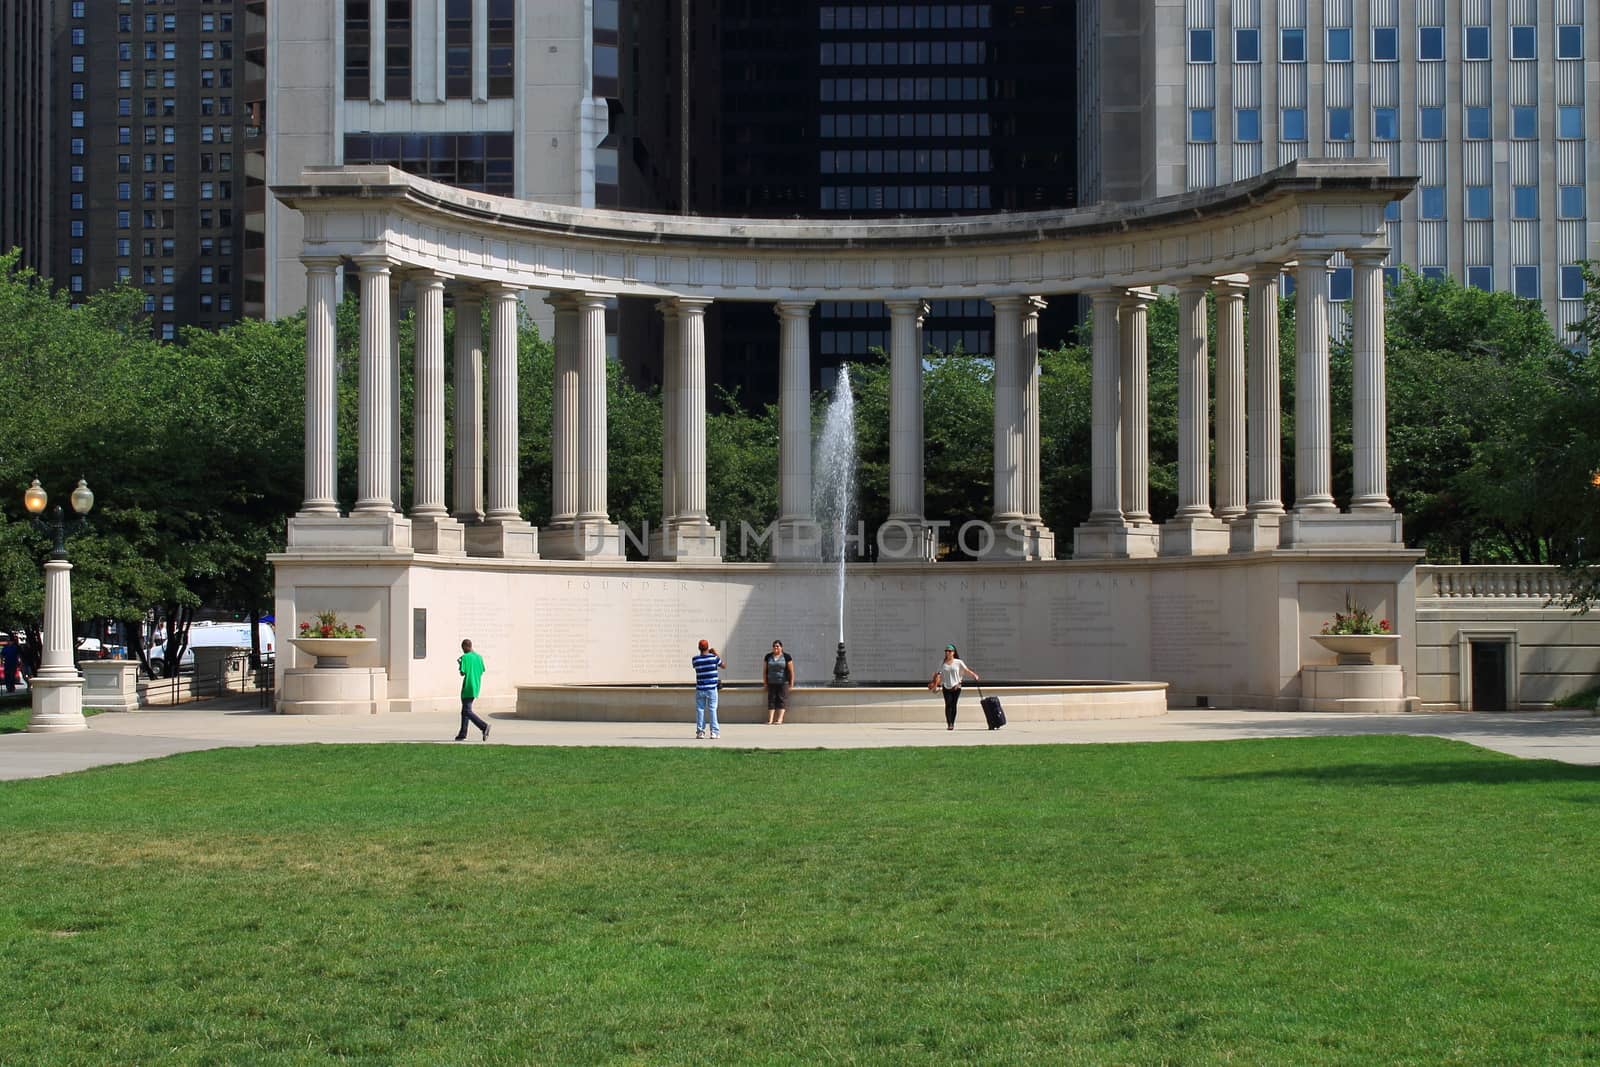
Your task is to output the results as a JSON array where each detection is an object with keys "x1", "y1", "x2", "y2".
[{"x1": 1418, "y1": 565, "x2": 1571, "y2": 601}]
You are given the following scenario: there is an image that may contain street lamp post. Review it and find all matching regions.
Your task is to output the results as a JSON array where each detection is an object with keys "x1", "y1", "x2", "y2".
[{"x1": 23, "y1": 479, "x2": 95, "y2": 733}]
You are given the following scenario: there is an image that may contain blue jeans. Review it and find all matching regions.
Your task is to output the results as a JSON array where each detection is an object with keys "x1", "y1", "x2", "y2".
[{"x1": 695, "y1": 688, "x2": 720, "y2": 734}]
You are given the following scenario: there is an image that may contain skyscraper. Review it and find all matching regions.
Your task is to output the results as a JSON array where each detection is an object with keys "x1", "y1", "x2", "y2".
[{"x1": 0, "y1": 0, "x2": 51, "y2": 275}]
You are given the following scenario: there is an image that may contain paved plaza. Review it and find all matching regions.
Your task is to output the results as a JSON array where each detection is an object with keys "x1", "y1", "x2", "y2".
[{"x1": 1, "y1": 702, "x2": 1596, "y2": 782}]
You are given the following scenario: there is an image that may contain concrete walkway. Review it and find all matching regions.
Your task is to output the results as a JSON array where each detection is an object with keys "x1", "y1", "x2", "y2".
[{"x1": 0, "y1": 700, "x2": 1597, "y2": 781}]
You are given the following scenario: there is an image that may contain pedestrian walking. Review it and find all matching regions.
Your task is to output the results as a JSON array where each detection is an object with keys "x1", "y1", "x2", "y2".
[
  {"x1": 692, "y1": 639, "x2": 725, "y2": 739},
  {"x1": 928, "y1": 643, "x2": 979, "y2": 730},
  {"x1": 762, "y1": 639, "x2": 795, "y2": 724},
  {"x1": 454, "y1": 638, "x2": 491, "y2": 741}
]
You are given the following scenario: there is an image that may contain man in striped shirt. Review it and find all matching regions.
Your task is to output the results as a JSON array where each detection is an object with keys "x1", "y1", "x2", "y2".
[{"x1": 692, "y1": 639, "x2": 725, "y2": 739}]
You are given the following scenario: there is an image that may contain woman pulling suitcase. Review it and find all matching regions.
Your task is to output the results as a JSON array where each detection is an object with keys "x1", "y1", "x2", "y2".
[{"x1": 928, "y1": 644, "x2": 980, "y2": 730}]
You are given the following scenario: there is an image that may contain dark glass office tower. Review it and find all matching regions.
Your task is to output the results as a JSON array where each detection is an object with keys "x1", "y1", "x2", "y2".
[
  {"x1": 689, "y1": 1, "x2": 1079, "y2": 403},
  {"x1": 0, "y1": 0, "x2": 51, "y2": 275}
]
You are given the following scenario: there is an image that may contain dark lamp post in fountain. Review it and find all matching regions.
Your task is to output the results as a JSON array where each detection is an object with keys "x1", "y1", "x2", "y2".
[{"x1": 23, "y1": 479, "x2": 95, "y2": 733}]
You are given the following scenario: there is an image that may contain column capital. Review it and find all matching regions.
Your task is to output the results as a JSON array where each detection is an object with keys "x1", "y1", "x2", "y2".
[
  {"x1": 1176, "y1": 277, "x2": 1213, "y2": 297},
  {"x1": 1293, "y1": 250, "x2": 1334, "y2": 270},
  {"x1": 1119, "y1": 286, "x2": 1157, "y2": 309},
  {"x1": 411, "y1": 270, "x2": 449, "y2": 290},
  {"x1": 1026, "y1": 295, "x2": 1048, "y2": 314},
  {"x1": 300, "y1": 255, "x2": 343, "y2": 271},
  {"x1": 483, "y1": 281, "x2": 527, "y2": 300},
  {"x1": 655, "y1": 298, "x2": 681, "y2": 319},
  {"x1": 774, "y1": 299, "x2": 815, "y2": 319},
  {"x1": 1250, "y1": 262, "x2": 1289, "y2": 282},
  {"x1": 673, "y1": 296, "x2": 714, "y2": 314},
  {"x1": 884, "y1": 297, "x2": 925, "y2": 316},
  {"x1": 352, "y1": 254, "x2": 400, "y2": 275},
  {"x1": 569, "y1": 290, "x2": 609, "y2": 310},
  {"x1": 988, "y1": 294, "x2": 1027, "y2": 312},
  {"x1": 1212, "y1": 276, "x2": 1250, "y2": 299},
  {"x1": 1090, "y1": 289, "x2": 1122, "y2": 308},
  {"x1": 1347, "y1": 248, "x2": 1390, "y2": 267},
  {"x1": 544, "y1": 290, "x2": 578, "y2": 312}
]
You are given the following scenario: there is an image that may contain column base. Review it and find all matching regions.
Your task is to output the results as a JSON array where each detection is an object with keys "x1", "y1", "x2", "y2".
[
  {"x1": 539, "y1": 520, "x2": 624, "y2": 561},
  {"x1": 649, "y1": 521, "x2": 724, "y2": 562},
  {"x1": 1229, "y1": 513, "x2": 1283, "y2": 553},
  {"x1": 1299, "y1": 665, "x2": 1414, "y2": 713},
  {"x1": 1072, "y1": 522, "x2": 1160, "y2": 560},
  {"x1": 28, "y1": 676, "x2": 87, "y2": 732},
  {"x1": 877, "y1": 519, "x2": 937, "y2": 562},
  {"x1": 770, "y1": 519, "x2": 823, "y2": 562},
  {"x1": 1158, "y1": 516, "x2": 1231, "y2": 556},
  {"x1": 286, "y1": 512, "x2": 413, "y2": 551},
  {"x1": 279, "y1": 666, "x2": 390, "y2": 715},
  {"x1": 976, "y1": 521, "x2": 1058, "y2": 561},
  {"x1": 411, "y1": 514, "x2": 466, "y2": 556},
  {"x1": 464, "y1": 519, "x2": 540, "y2": 559},
  {"x1": 1279, "y1": 510, "x2": 1404, "y2": 548},
  {"x1": 80, "y1": 660, "x2": 141, "y2": 712}
]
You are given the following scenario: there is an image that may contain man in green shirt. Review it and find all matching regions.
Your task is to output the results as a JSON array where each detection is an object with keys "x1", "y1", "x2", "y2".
[{"x1": 454, "y1": 638, "x2": 491, "y2": 741}]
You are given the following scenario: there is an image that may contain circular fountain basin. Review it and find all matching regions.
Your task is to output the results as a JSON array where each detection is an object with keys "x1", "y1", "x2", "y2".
[{"x1": 515, "y1": 680, "x2": 1168, "y2": 724}]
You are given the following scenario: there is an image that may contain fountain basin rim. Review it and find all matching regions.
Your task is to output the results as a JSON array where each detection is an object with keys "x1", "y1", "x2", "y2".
[{"x1": 520, "y1": 680, "x2": 1165, "y2": 691}]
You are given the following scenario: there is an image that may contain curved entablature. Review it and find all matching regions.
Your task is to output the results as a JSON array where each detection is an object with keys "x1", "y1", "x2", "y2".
[{"x1": 275, "y1": 158, "x2": 1414, "y2": 301}]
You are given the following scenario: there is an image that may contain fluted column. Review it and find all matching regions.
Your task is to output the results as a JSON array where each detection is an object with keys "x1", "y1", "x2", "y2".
[
  {"x1": 300, "y1": 257, "x2": 340, "y2": 515},
  {"x1": 1175, "y1": 281, "x2": 1213, "y2": 519},
  {"x1": 1119, "y1": 290, "x2": 1153, "y2": 524},
  {"x1": 452, "y1": 292, "x2": 484, "y2": 523},
  {"x1": 27, "y1": 555, "x2": 86, "y2": 732},
  {"x1": 389, "y1": 275, "x2": 404, "y2": 511},
  {"x1": 989, "y1": 296, "x2": 1026, "y2": 522},
  {"x1": 411, "y1": 272, "x2": 448, "y2": 517},
  {"x1": 776, "y1": 300, "x2": 814, "y2": 526},
  {"x1": 547, "y1": 294, "x2": 580, "y2": 524},
  {"x1": 1089, "y1": 291, "x2": 1124, "y2": 523},
  {"x1": 1213, "y1": 278, "x2": 1248, "y2": 521},
  {"x1": 1350, "y1": 251, "x2": 1392, "y2": 510},
  {"x1": 575, "y1": 293, "x2": 610, "y2": 523},
  {"x1": 886, "y1": 298, "x2": 925, "y2": 523},
  {"x1": 1294, "y1": 254, "x2": 1337, "y2": 511},
  {"x1": 484, "y1": 283, "x2": 523, "y2": 522},
  {"x1": 674, "y1": 298, "x2": 712, "y2": 527},
  {"x1": 1021, "y1": 297, "x2": 1045, "y2": 523},
  {"x1": 657, "y1": 301, "x2": 681, "y2": 527},
  {"x1": 354, "y1": 256, "x2": 395, "y2": 514},
  {"x1": 1246, "y1": 267, "x2": 1285, "y2": 514}
]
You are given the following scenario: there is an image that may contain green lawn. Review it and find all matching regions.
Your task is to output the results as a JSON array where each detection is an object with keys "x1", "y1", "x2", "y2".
[
  {"x1": 1, "y1": 737, "x2": 1597, "y2": 1064},
  {"x1": 0, "y1": 697, "x2": 103, "y2": 734}
]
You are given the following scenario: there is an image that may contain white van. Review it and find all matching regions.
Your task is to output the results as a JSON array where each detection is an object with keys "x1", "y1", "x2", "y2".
[{"x1": 147, "y1": 621, "x2": 276, "y2": 677}]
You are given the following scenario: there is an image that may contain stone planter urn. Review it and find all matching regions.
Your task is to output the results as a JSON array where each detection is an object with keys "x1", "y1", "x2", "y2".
[
  {"x1": 1311, "y1": 633, "x2": 1399, "y2": 666},
  {"x1": 289, "y1": 636, "x2": 377, "y2": 669}
]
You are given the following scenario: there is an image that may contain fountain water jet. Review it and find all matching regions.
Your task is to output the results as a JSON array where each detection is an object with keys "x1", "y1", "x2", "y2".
[{"x1": 814, "y1": 366, "x2": 856, "y2": 686}]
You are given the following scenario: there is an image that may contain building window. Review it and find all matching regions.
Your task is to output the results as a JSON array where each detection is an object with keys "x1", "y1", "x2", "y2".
[
  {"x1": 117, "y1": 211, "x2": 130, "y2": 228},
  {"x1": 70, "y1": 165, "x2": 85, "y2": 183},
  {"x1": 1465, "y1": 107, "x2": 1491, "y2": 140},
  {"x1": 1422, "y1": 266, "x2": 1446, "y2": 282},
  {"x1": 1327, "y1": 107, "x2": 1353, "y2": 142},
  {"x1": 1383, "y1": 267, "x2": 1401, "y2": 289},
  {"x1": 1557, "y1": 25, "x2": 1583, "y2": 60},
  {"x1": 445, "y1": 0, "x2": 473, "y2": 98},
  {"x1": 1467, "y1": 266, "x2": 1493, "y2": 291},
  {"x1": 1234, "y1": 27, "x2": 1259, "y2": 63},
  {"x1": 117, "y1": 238, "x2": 131, "y2": 256},
  {"x1": 1282, "y1": 107, "x2": 1307, "y2": 142},
  {"x1": 1236, "y1": 108, "x2": 1260, "y2": 143},
  {"x1": 1558, "y1": 106, "x2": 1584, "y2": 139},
  {"x1": 1329, "y1": 267, "x2": 1353, "y2": 302},
  {"x1": 1510, "y1": 26, "x2": 1537, "y2": 61},
  {"x1": 487, "y1": 0, "x2": 514, "y2": 98},
  {"x1": 1512, "y1": 185, "x2": 1538, "y2": 219},
  {"x1": 1280, "y1": 27, "x2": 1306, "y2": 63},
  {"x1": 1373, "y1": 107, "x2": 1398, "y2": 141},
  {"x1": 1559, "y1": 185, "x2": 1585, "y2": 218},
  {"x1": 1512, "y1": 106, "x2": 1538, "y2": 140},
  {"x1": 1189, "y1": 108, "x2": 1214, "y2": 143},
  {"x1": 161, "y1": 323, "x2": 175, "y2": 341},
  {"x1": 1464, "y1": 25, "x2": 1490, "y2": 61},
  {"x1": 1420, "y1": 185, "x2": 1445, "y2": 219},
  {"x1": 1385, "y1": 200, "x2": 1401, "y2": 222},
  {"x1": 1513, "y1": 266, "x2": 1539, "y2": 299},
  {"x1": 1419, "y1": 26, "x2": 1444, "y2": 61},
  {"x1": 1561, "y1": 265, "x2": 1586, "y2": 299},
  {"x1": 1326, "y1": 27, "x2": 1351, "y2": 62},
  {"x1": 70, "y1": 221, "x2": 85, "y2": 238},
  {"x1": 1419, "y1": 107, "x2": 1444, "y2": 141},
  {"x1": 117, "y1": 267, "x2": 132, "y2": 283},
  {"x1": 70, "y1": 248, "x2": 84, "y2": 265},
  {"x1": 70, "y1": 276, "x2": 84, "y2": 293},
  {"x1": 1188, "y1": 28, "x2": 1213, "y2": 63},
  {"x1": 1466, "y1": 185, "x2": 1493, "y2": 219},
  {"x1": 1372, "y1": 26, "x2": 1398, "y2": 61},
  {"x1": 345, "y1": 0, "x2": 371, "y2": 99},
  {"x1": 71, "y1": 110, "x2": 85, "y2": 128}
]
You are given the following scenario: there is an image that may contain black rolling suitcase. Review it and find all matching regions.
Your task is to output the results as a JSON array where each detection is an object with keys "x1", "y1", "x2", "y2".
[{"x1": 976, "y1": 684, "x2": 1006, "y2": 730}]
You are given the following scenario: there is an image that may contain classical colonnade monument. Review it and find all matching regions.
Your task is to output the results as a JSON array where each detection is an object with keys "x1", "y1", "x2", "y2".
[{"x1": 270, "y1": 158, "x2": 1420, "y2": 718}]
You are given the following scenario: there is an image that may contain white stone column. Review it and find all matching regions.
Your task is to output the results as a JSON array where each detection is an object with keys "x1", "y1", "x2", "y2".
[
  {"x1": 462, "y1": 283, "x2": 537, "y2": 558},
  {"x1": 452, "y1": 291, "x2": 484, "y2": 524},
  {"x1": 1232, "y1": 265, "x2": 1286, "y2": 552},
  {"x1": 28, "y1": 556, "x2": 86, "y2": 732},
  {"x1": 774, "y1": 300, "x2": 818, "y2": 561},
  {"x1": 299, "y1": 257, "x2": 340, "y2": 516},
  {"x1": 1213, "y1": 278, "x2": 1248, "y2": 521},
  {"x1": 1021, "y1": 296, "x2": 1046, "y2": 524},
  {"x1": 656, "y1": 300, "x2": 681, "y2": 528},
  {"x1": 1293, "y1": 254, "x2": 1337, "y2": 512},
  {"x1": 410, "y1": 272, "x2": 462, "y2": 554},
  {"x1": 547, "y1": 293, "x2": 580, "y2": 526},
  {"x1": 655, "y1": 297, "x2": 721, "y2": 560},
  {"x1": 1087, "y1": 291, "x2": 1123, "y2": 524},
  {"x1": 390, "y1": 275, "x2": 404, "y2": 512},
  {"x1": 1350, "y1": 251, "x2": 1392, "y2": 511},
  {"x1": 989, "y1": 295, "x2": 1026, "y2": 524},
  {"x1": 354, "y1": 257, "x2": 396, "y2": 514},
  {"x1": 1119, "y1": 290, "x2": 1154, "y2": 526},
  {"x1": 1160, "y1": 280, "x2": 1230, "y2": 555},
  {"x1": 542, "y1": 292, "x2": 621, "y2": 559},
  {"x1": 881, "y1": 298, "x2": 934, "y2": 560}
]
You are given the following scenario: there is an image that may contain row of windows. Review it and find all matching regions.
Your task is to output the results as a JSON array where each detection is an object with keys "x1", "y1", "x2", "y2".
[
  {"x1": 1190, "y1": 23, "x2": 1584, "y2": 64},
  {"x1": 346, "y1": 0, "x2": 513, "y2": 102},
  {"x1": 819, "y1": 77, "x2": 989, "y2": 102},
  {"x1": 821, "y1": 112, "x2": 991, "y2": 138},
  {"x1": 821, "y1": 147, "x2": 992, "y2": 174},
  {"x1": 343, "y1": 132, "x2": 516, "y2": 196},
  {"x1": 820, "y1": 5, "x2": 992, "y2": 30},
  {"x1": 1191, "y1": 104, "x2": 1587, "y2": 143},
  {"x1": 819, "y1": 299, "x2": 994, "y2": 318},
  {"x1": 114, "y1": 181, "x2": 235, "y2": 200},
  {"x1": 821, "y1": 329, "x2": 993, "y2": 356},
  {"x1": 117, "y1": 97, "x2": 235, "y2": 118},
  {"x1": 1411, "y1": 183, "x2": 1587, "y2": 220},
  {"x1": 821, "y1": 184, "x2": 991, "y2": 210},
  {"x1": 104, "y1": 152, "x2": 233, "y2": 174},
  {"x1": 820, "y1": 40, "x2": 987, "y2": 65},
  {"x1": 112, "y1": 126, "x2": 235, "y2": 145}
]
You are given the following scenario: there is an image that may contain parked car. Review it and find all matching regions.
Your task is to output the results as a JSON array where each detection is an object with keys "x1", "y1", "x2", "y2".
[{"x1": 147, "y1": 622, "x2": 276, "y2": 677}]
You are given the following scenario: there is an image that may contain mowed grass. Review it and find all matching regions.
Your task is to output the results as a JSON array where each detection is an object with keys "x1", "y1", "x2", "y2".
[{"x1": 2, "y1": 737, "x2": 1599, "y2": 1064}]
